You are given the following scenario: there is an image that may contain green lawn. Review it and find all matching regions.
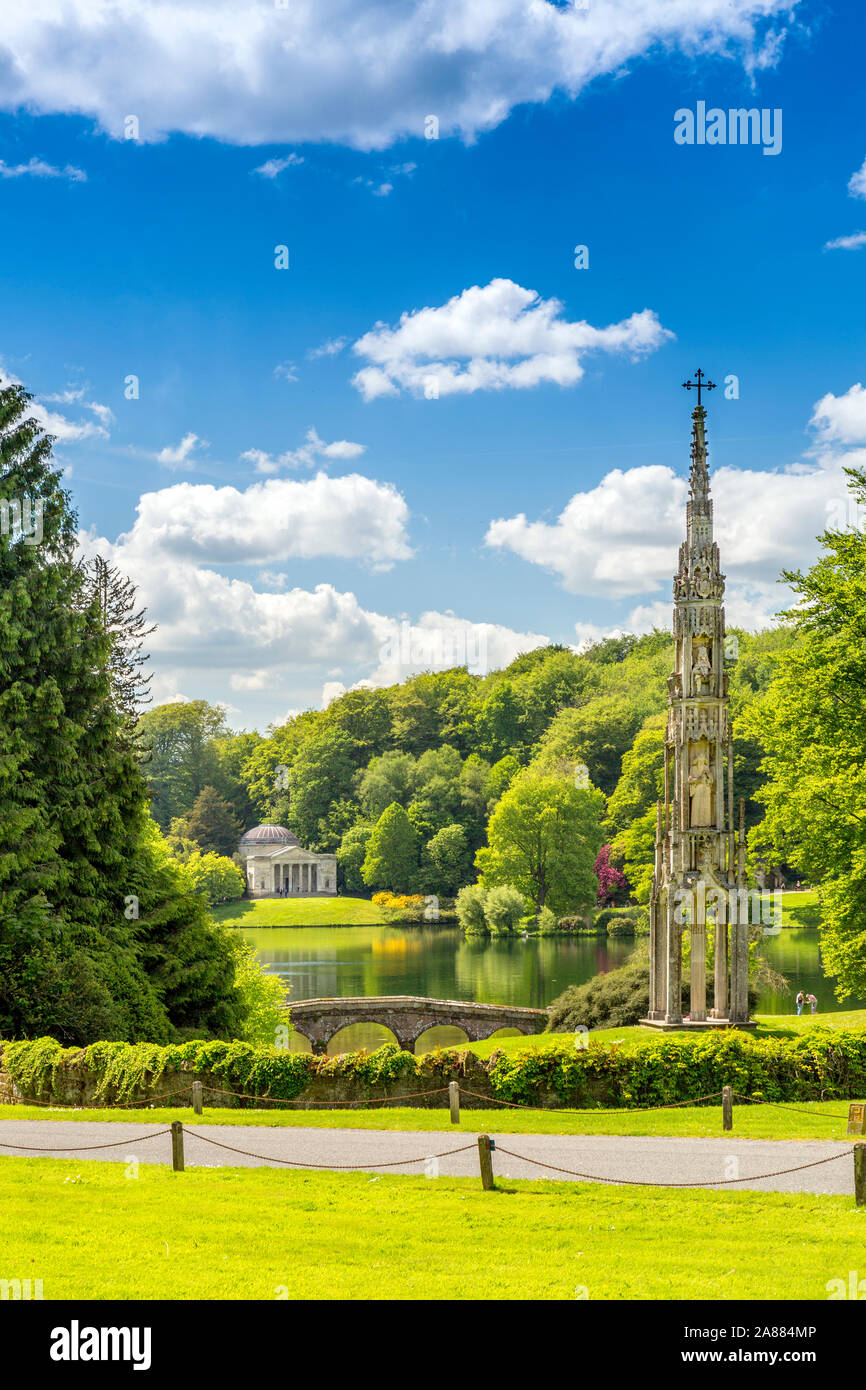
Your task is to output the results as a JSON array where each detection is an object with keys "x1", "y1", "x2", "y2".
[
  {"x1": 460, "y1": 1009, "x2": 866, "y2": 1059},
  {"x1": 779, "y1": 889, "x2": 821, "y2": 929},
  {"x1": 1, "y1": 1097, "x2": 859, "y2": 1141},
  {"x1": 211, "y1": 896, "x2": 386, "y2": 927},
  {"x1": 0, "y1": 1156, "x2": 861, "y2": 1299}
]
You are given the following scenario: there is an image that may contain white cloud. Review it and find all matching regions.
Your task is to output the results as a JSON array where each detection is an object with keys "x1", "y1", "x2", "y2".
[
  {"x1": 273, "y1": 361, "x2": 298, "y2": 382},
  {"x1": 0, "y1": 1, "x2": 794, "y2": 150},
  {"x1": 824, "y1": 231, "x2": 866, "y2": 251},
  {"x1": 486, "y1": 389, "x2": 866, "y2": 629},
  {"x1": 810, "y1": 382, "x2": 866, "y2": 445},
  {"x1": 0, "y1": 363, "x2": 111, "y2": 441},
  {"x1": 848, "y1": 159, "x2": 866, "y2": 199},
  {"x1": 307, "y1": 337, "x2": 348, "y2": 361},
  {"x1": 368, "y1": 610, "x2": 549, "y2": 684},
  {"x1": 242, "y1": 425, "x2": 366, "y2": 474},
  {"x1": 253, "y1": 153, "x2": 304, "y2": 178},
  {"x1": 0, "y1": 156, "x2": 85, "y2": 181},
  {"x1": 157, "y1": 432, "x2": 207, "y2": 469},
  {"x1": 105, "y1": 471, "x2": 413, "y2": 570},
  {"x1": 230, "y1": 669, "x2": 271, "y2": 691},
  {"x1": 351, "y1": 279, "x2": 673, "y2": 400}
]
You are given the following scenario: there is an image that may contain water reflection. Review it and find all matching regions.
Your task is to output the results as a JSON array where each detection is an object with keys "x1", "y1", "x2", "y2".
[{"x1": 239, "y1": 922, "x2": 864, "y2": 1051}]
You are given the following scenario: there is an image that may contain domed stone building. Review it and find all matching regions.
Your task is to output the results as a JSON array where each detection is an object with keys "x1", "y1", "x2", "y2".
[{"x1": 238, "y1": 825, "x2": 337, "y2": 898}]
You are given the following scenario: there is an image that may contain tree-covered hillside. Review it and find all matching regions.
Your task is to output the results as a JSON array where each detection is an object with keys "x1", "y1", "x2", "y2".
[{"x1": 138, "y1": 626, "x2": 796, "y2": 908}]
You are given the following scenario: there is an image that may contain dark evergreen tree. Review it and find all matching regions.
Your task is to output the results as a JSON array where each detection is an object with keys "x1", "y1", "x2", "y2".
[
  {"x1": 184, "y1": 785, "x2": 244, "y2": 857},
  {"x1": 0, "y1": 381, "x2": 243, "y2": 1043}
]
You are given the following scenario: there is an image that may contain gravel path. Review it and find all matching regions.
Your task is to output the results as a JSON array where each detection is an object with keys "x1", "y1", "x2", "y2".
[{"x1": 0, "y1": 1119, "x2": 856, "y2": 1194}]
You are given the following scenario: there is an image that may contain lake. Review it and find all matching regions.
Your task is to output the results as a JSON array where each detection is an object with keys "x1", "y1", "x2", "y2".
[{"x1": 240, "y1": 922, "x2": 865, "y2": 1053}]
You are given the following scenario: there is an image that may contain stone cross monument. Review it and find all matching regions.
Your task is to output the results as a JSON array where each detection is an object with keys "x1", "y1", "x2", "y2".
[{"x1": 643, "y1": 374, "x2": 752, "y2": 1029}]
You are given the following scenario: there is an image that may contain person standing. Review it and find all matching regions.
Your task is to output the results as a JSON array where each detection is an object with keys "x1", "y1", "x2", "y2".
[
  {"x1": 807, "y1": 993, "x2": 818, "y2": 1015},
  {"x1": 796, "y1": 990, "x2": 805, "y2": 1016}
]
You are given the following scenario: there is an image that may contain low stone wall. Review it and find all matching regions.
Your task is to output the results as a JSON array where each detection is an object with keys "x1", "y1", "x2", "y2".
[{"x1": 0, "y1": 1045, "x2": 505, "y2": 1111}]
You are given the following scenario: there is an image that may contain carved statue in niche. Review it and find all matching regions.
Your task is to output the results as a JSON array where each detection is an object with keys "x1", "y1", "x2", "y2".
[
  {"x1": 688, "y1": 740, "x2": 713, "y2": 827},
  {"x1": 691, "y1": 638, "x2": 712, "y2": 694}
]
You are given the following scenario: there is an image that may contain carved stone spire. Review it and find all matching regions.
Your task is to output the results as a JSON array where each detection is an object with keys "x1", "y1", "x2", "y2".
[{"x1": 644, "y1": 374, "x2": 752, "y2": 1030}]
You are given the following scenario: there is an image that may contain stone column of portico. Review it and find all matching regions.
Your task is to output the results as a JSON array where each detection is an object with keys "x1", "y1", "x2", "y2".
[
  {"x1": 689, "y1": 922, "x2": 707, "y2": 1021},
  {"x1": 665, "y1": 906, "x2": 683, "y2": 1024},
  {"x1": 712, "y1": 911, "x2": 728, "y2": 1019},
  {"x1": 731, "y1": 919, "x2": 750, "y2": 1022}
]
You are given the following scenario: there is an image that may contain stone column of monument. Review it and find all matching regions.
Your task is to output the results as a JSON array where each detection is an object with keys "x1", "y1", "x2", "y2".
[{"x1": 645, "y1": 373, "x2": 751, "y2": 1028}]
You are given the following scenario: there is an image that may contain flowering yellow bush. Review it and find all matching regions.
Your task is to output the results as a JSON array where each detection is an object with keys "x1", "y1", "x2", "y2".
[{"x1": 372, "y1": 891, "x2": 425, "y2": 910}]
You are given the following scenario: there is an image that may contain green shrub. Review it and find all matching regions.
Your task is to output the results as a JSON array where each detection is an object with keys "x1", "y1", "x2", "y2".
[
  {"x1": 557, "y1": 915, "x2": 598, "y2": 934},
  {"x1": 537, "y1": 906, "x2": 558, "y2": 935},
  {"x1": 548, "y1": 957, "x2": 757, "y2": 1032},
  {"x1": 456, "y1": 883, "x2": 488, "y2": 935},
  {"x1": 548, "y1": 960, "x2": 655, "y2": 1030},
  {"x1": 488, "y1": 1027, "x2": 866, "y2": 1108},
  {"x1": 484, "y1": 884, "x2": 526, "y2": 936}
]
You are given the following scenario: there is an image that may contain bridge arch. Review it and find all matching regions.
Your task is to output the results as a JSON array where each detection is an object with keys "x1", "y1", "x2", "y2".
[
  {"x1": 325, "y1": 1022, "x2": 399, "y2": 1056},
  {"x1": 287, "y1": 996, "x2": 548, "y2": 1056},
  {"x1": 414, "y1": 1024, "x2": 470, "y2": 1054}
]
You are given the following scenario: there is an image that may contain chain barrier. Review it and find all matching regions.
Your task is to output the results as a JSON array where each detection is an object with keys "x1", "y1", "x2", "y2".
[
  {"x1": 0, "y1": 1127, "x2": 171, "y2": 1153},
  {"x1": 458, "y1": 1087, "x2": 725, "y2": 1114},
  {"x1": 2, "y1": 1083, "x2": 860, "y2": 1125},
  {"x1": 491, "y1": 1143, "x2": 852, "y2": 1188},
  {"x1": 183, "y1": 1126, "x2": 477, "y2": 1170},
  {"x1": 731, "y1": 1092, "x2": 851, "y2": 1121}
]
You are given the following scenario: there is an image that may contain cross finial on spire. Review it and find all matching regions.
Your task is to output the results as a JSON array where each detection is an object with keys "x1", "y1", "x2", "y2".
[{"x1": 682, "y1": 368, "x2": 716, "y2": 407}]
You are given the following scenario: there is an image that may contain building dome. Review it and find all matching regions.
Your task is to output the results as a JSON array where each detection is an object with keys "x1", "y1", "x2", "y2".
[{"x1": 239, "y1": 824, "x2": 300, "y2": 850}]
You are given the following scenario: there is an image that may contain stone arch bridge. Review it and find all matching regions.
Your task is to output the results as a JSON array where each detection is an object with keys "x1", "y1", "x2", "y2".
[{"x1": 287, "y1": 996, "x2": 549, "y2": 1054}]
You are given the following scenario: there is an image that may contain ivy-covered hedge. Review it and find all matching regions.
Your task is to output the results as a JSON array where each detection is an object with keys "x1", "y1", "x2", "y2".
[
  {"x1": 3, "y1": 1028, "x2": 866, "y2": 1110},
  {"x1": 489, "y1": 1028, "x2": 866, "y2": 1107}
]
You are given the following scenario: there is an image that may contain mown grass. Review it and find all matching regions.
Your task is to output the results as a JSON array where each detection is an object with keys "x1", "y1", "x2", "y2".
[
  {"x1": 460, "y1": 1009, "x2": 866, "y2": 1059},
  {"x1": 0, "y1": 1156, "x2": 861, "y2": 1300},
  {"x1": 211, "y1": 896, "x2": 385, "y2": 927},
  {"x1": 0, "y1": 1098, "x2": 859, "y2": 1141}
]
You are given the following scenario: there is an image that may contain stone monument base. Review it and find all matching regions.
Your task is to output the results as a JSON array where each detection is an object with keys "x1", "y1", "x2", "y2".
[{"x1": 639, "y1": 1017, "x2": 758, "y2": 1031}]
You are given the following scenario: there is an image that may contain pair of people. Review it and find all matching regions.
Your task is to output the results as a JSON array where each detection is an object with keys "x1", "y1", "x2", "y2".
[{"x1": 796, "y1": 990, "x2": 818, "y2": 1016}]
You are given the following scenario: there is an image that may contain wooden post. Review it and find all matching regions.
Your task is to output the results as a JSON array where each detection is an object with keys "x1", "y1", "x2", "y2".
[
  {"x1": 477, "y1": 1134, "x2": 495, "y2": 1191},
  {"x1": 192, "y1": 1081, "x2": 203, "y2": 1115},
  {"x1": 855, "y1": 1144, "x2": 866, "y2": 1208},
  {"x1": 722, "y1": 1085, "x2": 733, "y2": 1131},
  {"x1": 448, "y1": 1080, "x2": 460, "y2": 1124},
  {"x1": 171, "y1": 1120, "x2": 185, "y2": 1172}
]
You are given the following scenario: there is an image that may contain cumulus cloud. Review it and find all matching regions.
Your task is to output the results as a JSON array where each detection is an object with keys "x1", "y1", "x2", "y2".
[
  {"x1": 157, "y1": 432, "x2": 207, "y2": 469},
  {"x1": 0, "y1": 156, "x2": 86, "y2": 181},
  {"x1": 486, "y1": 387, "x2": 866, "y2": 629},
  {"x1": 367, "y1": 610, "x2": 549, "y2": 685},
  {"x1": 0, "y1": 1, "x2": 794, "y2": 150},
  {"x1": 102, "y1": 471, "x2": 412, "y2": 571},
  {"x1": 78, "y1": 519, "x2": 544, "y2": 718},
  {"x1": 351, "y1": 279, "x2": 672, "y2": 400},
  {"x1": 241, "y1": 425, "x2": 366, "y2": 474},
  {"x1": 230, "y1": 669, "x2": 271, "y2": 691},
  {"x1": 810, "y1": 382, "x2": 866, "y2": 445},
  {"x1": 848, "y1": 159, "x2": 866, "y2": 199}
]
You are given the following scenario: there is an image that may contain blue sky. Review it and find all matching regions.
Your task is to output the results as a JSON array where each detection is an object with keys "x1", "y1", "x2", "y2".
[{"x1": 0, "y1": 0, "x2": 864, "y2": 728}]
